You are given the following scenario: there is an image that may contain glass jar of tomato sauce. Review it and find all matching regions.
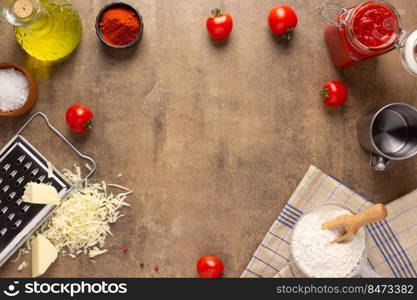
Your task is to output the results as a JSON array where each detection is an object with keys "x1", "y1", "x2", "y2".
[{"x1": 319, "y1": 0, "x2": 417, "y2": 75}]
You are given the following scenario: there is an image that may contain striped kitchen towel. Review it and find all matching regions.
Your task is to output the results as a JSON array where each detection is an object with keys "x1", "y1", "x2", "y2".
[{"x1": 241, "y1": 165, "x2": 417, "y2": 278}]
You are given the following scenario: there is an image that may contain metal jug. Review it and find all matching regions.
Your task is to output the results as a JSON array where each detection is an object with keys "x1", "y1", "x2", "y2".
[{"x1": 357, "y1": 103, "x2": 417, "y2": 171}]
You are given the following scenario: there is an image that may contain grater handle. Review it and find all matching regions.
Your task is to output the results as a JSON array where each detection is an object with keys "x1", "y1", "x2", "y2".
[{"x1": 16, "y1": 112, "x2": 96, "y2": 188}]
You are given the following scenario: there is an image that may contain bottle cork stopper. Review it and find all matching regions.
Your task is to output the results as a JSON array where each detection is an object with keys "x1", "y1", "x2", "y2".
[{"x1": 13, "y1": 0, "x2": 33, "y2": 19}]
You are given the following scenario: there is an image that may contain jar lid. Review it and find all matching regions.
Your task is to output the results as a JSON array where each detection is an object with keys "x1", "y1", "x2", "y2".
[{"x1": 400, "y1": 30, "x2": 417, "y2": 76}]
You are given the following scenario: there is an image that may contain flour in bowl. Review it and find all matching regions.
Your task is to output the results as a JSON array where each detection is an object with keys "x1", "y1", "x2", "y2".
[{"x1": 291, "y1": 206, "x2": 366, "y2": 278}]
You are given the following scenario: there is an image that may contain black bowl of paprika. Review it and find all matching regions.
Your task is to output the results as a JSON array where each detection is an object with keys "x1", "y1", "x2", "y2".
[{"x1": 95, "y1": 2, "x2": 143, "y2": 49}]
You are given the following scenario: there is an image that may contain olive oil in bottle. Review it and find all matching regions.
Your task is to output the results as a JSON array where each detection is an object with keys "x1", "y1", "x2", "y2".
[{"x1": 2, "y1": 0, "x2": 82, "y2": 61}]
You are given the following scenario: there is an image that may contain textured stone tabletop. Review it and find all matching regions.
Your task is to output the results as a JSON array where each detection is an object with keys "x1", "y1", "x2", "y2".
[{"x1": 0, "y1": 0, "x2": 417, "y2": 277}]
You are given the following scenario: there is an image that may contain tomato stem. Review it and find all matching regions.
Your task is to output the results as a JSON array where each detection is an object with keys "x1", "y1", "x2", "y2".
[
  {"x1": 83, "y1": 120, "x2": 92, "y2": 130},
  {"x1": 282, "y1": 28, "x2": 294, "y2": 40},
  {"x1": 211, "y1": 8, "x2": 223, "y2": 17},
  {"x1": 320, "y1": 88, "x2": 329, "y2": 100}
]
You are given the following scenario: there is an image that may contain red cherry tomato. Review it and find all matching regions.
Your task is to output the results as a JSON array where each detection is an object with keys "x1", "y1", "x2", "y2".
[
  {"x1": 206, "y1": 8, "x2": 233, "y2": 40},
  {"x1": 320, "y1": 81, "x2": 348, "y2": 107},
  {"x1": 268, "y1": 5, "x2": 298, "y2": 39},
  {"x1": 197, "y1": 255, "x2": 224, "y2": 278},
  {"x1": 66, "y1": 104, "x2": 93, "y2": 133}
]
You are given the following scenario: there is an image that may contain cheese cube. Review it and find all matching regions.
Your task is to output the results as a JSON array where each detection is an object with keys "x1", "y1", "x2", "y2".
[
  {"x1": 31, "y1": 234, "x2": 58, "y2": 277},
  {"x1": 23, "y1": 183, "x2": 60, "y2": 205}
]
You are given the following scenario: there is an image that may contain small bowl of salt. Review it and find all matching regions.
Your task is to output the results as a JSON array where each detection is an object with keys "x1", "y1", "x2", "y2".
[{"x1": 0, "y1": 62, "x2": 38, "y2": 117}]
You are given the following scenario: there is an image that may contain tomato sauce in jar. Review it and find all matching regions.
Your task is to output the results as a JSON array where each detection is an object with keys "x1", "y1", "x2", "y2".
[
  {"x1": 323, "y1": 0, "x2": 402, "y2": 68},
  {"x1": 352, "y1": 3, "x2": 398, "y2": 48}
]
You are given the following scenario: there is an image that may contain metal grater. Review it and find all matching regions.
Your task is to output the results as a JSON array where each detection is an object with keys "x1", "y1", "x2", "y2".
[{"x1": 0, "y1": 112, "x2": 96, "y2": 267}]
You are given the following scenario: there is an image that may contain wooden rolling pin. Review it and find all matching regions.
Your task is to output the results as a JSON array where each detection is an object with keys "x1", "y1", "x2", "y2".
[{"x1": 321, "y1": 204, "x2": 388, "y2": 243}]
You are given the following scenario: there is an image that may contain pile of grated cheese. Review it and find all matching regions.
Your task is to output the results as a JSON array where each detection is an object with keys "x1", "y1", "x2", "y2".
[{"x1": 15, "y1": 166, "x2": 132, "y2": 264}]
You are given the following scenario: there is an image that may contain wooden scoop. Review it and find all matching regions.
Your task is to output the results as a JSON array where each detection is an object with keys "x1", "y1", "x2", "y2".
[{"x1": 321, "y1": 204, "x2": 388, "y2": 243}]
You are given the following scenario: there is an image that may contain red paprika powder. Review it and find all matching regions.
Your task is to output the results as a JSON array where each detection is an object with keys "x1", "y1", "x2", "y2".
[{"x1": 99, "y1": 6, "x2": 140, "y2": 46}]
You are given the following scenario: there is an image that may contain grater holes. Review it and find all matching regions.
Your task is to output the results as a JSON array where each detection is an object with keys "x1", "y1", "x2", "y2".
[
  {"x1": 0, "y1": 137, "x2": 72, "y2": 252},
  {"x1": 7, "y1": 192, "x2": 16, "y2": 201},
  {"x1": 14, "y1": 198, "x2": 22, "y2": 207},
  {"x1": 15, "y1": 176, "x2": 24, "y2": 186},
  {"x1": 6, "y1": 213, "x2": 15, "y2": 222},
  {"x1": 36, "y1": 175, "x2": 46, "y2": 184},
  {"x1": 23, "y1": 161, "x2": 32, "y2": 171},
  {"x1": 0, "y1": 207, "x2": 8, "y2": 215},
  {"x1": 29, "y1": 168, "x2": 39, "y2": 178},
  {"x1": 16, "y1": 155, "x2": 25, "y2": 165},
  {"x1": 8, "y1": 170, "x2": 17, "y2": 179},
  {"x1": 0, "y1": 228, "x2": 7, "y2": 237},
  {"x1": 12, "y1": 220, "x2": 22, "y2": 229},
  {"x1": 20, "y1": 205, "x2": 30, "y2": 214},
  {"x1": 2, "y1": 163, "x2": 10, "y2": 173},
  {"x1": 1, "y1": 185, "x2": 9, "y2": 194}
]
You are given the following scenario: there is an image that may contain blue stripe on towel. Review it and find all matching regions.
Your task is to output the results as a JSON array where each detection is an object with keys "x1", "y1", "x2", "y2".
[
  {"x1": 369, "y1": 223, "x2": 406, "y2": 277},
  {"x1": 253, "y1": 255, "x2": 280, "y2": 272},
  {"x1": 356, "y1": 201, "x2": 368, "y2": 213},
  {"x1": 379, "y1": 220, "x2": 417, "y2": 277},
  {"x1": 288, "y1": 263, "x2": 296, "y2": 278},
  {"x1": 302, "y1": 176, "x2": 327, "y2": 208},
  {"x1": 324, "y1": 183, "x2": 341, "y2": 204},
  {"x1": 267, "y1": 230, "x2": 290, "y2": 244},
  {"x1": 367, "y1": 258, "x2": 375, "y2": 270},
  {"x1": 376, "y1": 221, "x2": 413, "y2": 277},
  {"x1": 278, "y1": 219, "x2": 294, "y2": 229},
  {"x1": 277, "y1": 214, "x2": 295, "y2": 228},
  {"x1": 260, "y1": 244, "x2": 290, "y2": 262},
  {"x1": 281, "y1": 210, "x2": 299, "y2": 223},
  {"x1": 384, "y1": 221, "x2": 417, "y2": 277},
  {"x1": 287, "y1": 203, "x2": 303, "y2": 215},
  {"x1": 327, "y1": 173, "x2": 376, "y2": 203},
  {"x1": 389, "y1": 204, "x2": 417, "y2": 223},
  {"x1": 283, "y1": 205, "x2": 301, "y2": 218},
  {"x1": 341, "y1": 192, "x2": 354, "y2": 206},
  {"x1": 245, "y1": 268, "x2": 262, "y2": 278},
  {"x1": 367, "y1": 223, "x2": 400, "y2": 277}
]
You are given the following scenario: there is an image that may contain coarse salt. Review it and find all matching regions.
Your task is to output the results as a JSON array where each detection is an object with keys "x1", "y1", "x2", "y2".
[
  {"x1": 0, "y1": 68, "x2": 29, "y2": 112},
  {"x1": 292, "y1": 206, "x2": 366, "y2": 278}
]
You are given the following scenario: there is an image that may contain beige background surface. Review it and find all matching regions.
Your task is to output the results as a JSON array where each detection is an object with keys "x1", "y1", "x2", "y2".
[{"x1": 0, "y1": 0, "x2": 417, "y2": 277}]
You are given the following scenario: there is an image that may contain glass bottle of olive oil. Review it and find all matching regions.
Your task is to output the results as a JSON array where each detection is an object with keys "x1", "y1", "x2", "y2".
[{"x1": 1, "y1": 0, "x2": 82, "y2": 61}]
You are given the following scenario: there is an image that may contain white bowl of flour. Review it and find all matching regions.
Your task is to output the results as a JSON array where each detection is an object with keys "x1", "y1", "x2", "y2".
[{"x1": 290, "y1": 205, "x2": 376, "y2": 278}]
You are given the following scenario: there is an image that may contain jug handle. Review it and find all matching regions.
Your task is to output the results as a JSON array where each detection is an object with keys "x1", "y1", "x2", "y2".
[
  {"x1": 317, "y1": 1, "x2": 348, "y2": 28},
  {"x1": 359, "y1": 264, "x2": 382, "y2": 278},
  {"x1": 370, "y1": 153, "x2": 390, "y2": 171}
]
